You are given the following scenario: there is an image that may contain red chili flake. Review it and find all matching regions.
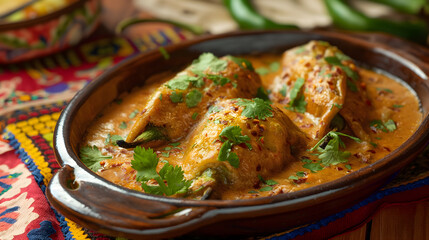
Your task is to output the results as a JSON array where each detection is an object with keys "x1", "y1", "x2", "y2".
[
  {"x1": 367, "y1": 149, "x2": 376, "y2": 154},
  {"x1": 206, "y1": 92, "x2": 213, "y2": 97},
  {"x1": 366, "y1": 99, "x2": 372, "y2": 107},
  {"x1": 256, "y1": 164, "x2": 261, "y2": 171},
  {"x1": 238, "y1": 143, "x2": 248, "y2": 148},
  {"x1": 231, "y1": 106, "x2": 239, "y2": 111},
  {"x1": 252, "y1": 119, "x2": 260, "y2": 124},
  {"x1": 253, "y1": 181, "x2": 261, "y2": 189},
  {"x1": 258, "y1": 125, "x2": 265, "y2": 133},
  {"x1": 251, "y1": 131, "x2": 258, "y2": 137},
  {"x1": 257, "y1": 144, "x2": 262, "y2": 151},
  {"x1": 260, "y1": 137, "x2": 264, "y2": 144},
  {"x1": 293, "y1": 178, "x2": 307, "y2": 184},
  {"x1": 221, "y1": 120, "x2": 228, "y2": 125},
  {"x1": 246, "y1": 122, "x2": 251, "y2": 129},
  {"x1": 383, "y1": 147, "x2": 391, "y2": 152},
  {"x1": 337, "y1": 167, "x2": 343, "y2": 171}
]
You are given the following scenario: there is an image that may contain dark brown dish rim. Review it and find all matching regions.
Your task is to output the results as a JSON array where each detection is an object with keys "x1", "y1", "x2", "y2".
[{"x1": 47, "y1": 30, "x2": 429, "y2": 239}]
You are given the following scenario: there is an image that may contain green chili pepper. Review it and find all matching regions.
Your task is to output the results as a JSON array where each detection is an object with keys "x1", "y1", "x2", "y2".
[
  {"x1": 324, "y1": 0, "x2": 429, "y2": 45},
  {"x1": 369, "y1": 0, "x2": 428, "y2": 14},
  {"x1": 223, "y1": 0, "x2": 299, "y2": 30}
]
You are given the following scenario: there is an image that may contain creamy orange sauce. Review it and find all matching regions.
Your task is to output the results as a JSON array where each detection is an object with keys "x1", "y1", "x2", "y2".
[{"x1": 82, "y1": 54, "x2": 421, "y2": 200}]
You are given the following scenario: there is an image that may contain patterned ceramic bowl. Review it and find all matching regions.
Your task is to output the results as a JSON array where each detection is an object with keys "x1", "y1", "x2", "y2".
[{"x1": 0, "y1": 0, "x2": 101, "y2": 63}]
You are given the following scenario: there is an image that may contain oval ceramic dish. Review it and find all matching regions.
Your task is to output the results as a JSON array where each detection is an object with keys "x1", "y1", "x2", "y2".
[
  {"x1": 47, "y1": 31, "x2": 429, "y2": 239},
  {"x1": 0, "y1": 0, "x2": 101, "y2": 63}
]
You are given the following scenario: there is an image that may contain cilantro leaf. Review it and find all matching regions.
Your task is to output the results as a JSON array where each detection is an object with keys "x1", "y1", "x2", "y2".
[
  {"x1": 131, "y1": 146, "x2": 159, "y2": 181},
  {"x1": 170, "y1": 91, "x2": 183, "y2": 103},
  {"x1": 324, "y1": 56, "x2": 359, "y2": 81},
  {"x1": 289, "y1": 77, "x2": 305, "y2": 105},
  {"x1": 384, "y1": 119, "x2": 397, "y2": 132},
  {"x1": 218, "y1": 140, "x2": 240, "y2": 168},
  {"x1": 265, "y1": 179, "x2": 278, "y2": 186},
  {"x1": 236, "y1": 98, "x2": 273, "y2": 120},
  {"x1": 208, "y1": 105, "x2": 222, "y2": 113},
  {"x1": 129, "y1": 109, "x2": 139, "y2": 119},
  {"x1": 309, "y1": 131, "x2": 361, "y2": 167},
  {"x1": 279, "y1": 84, "x2": 287, "y2": 97},
  {"x1": 269, "y1": 62, "x2": 280, "y2": 72},
  {"x1": 228, "y1": 56, "x2": 254, "y2": 71},
  {"x1": 119, "y1": 121, "x2": 127, "y2": 129},
  {"x1": 79, "y1": 146, "x2": 112, "y2": 172},
  {"x1": 192, "y1": 112, "x2": 198, "y2": 120},
  {"x1": 191, "y1": 53, "x2": 227, "y2": 74},
  {"x1": 219, "y1": 126, "x2": 250, "y2": 145},
  {"x1": 255, "y1": 67, "x2": 270, "y2": 75},
  {"x1": 132, "y1": 146, "x2": 191, "y2": 196},
  {"x1": 370, "y1": 119, "x2": 397, "y2": 132},
  {"x1": 259, "y1": 186, "x2": 273, "y2": 192},
  {"x1": 185, "y1": 89, "x2": 202, "y2": 108},
  {"x1": 393, "y1": 104, "x2": 404, "y2": 108},
  {"x1": 105, "y1": 134, "x2": 124, "y2": 146},
  {"x1": 166, "y1": 75, "x2": 203, "y2": 90},
  {"x1": 206, "y1": 74, "x2": 231, "y2": 86},
  {"x1": 285, "y1": 95, "x2": 307, "y2": 113},
  {"x1": 303, "y1": 162, "x2": 323, "y2": 172}
]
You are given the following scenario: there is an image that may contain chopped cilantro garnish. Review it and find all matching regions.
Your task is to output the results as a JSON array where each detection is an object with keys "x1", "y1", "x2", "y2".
[
  {"x1": 192, "y1": 112, "x2": 198, "y2": 120},
  {"x1": 303, "y1": 162, "x2": 323, "y2": 173},
  {"x1": 131, "y1": 146, "x2": 191, "y2": 196},
  {"x1": 296, "y1": 171, "x2": 305, "y2": 177},
  {"x1": 208, "y1": 105, "x2": 222, "y2": 113},
  {"x1": 265, "y1": 179, "x2": 278, "y2": 186},
  {"x1": 206, "y1": 74, "x2": 231, "y2": 86},
  {"x1": 164, "y1": 147, "x2": 172, "y2": 151},
  {"x1": 376, "y1": 87, "x2": 393, "y2": 93},
  {"x1": 248, "y1": 190, "x2": 259, "y2": 194},
  {"x1": 255, "y1": 67, "x2": 270, "y2": 75},
  {"x1": 170, "y1": 91, "x2": 183, "y2": 103},
  {"x1": 324, "y1": 56, "x2": 359, "y2": 81},
  {"x1": 259, "y1": 186, "x2": 273, "y2": 192},
  {"x1": 170, "y1": 142, "x2": 180, "y2": 147},
  {"x1": 393, "y1": 104, "x2": 404, "y2": 108},
  {"x1": 302, "y1": 158, "x2": 312, "y2": 163},
  {"x1": 289, "y1": 175, "x2": 299, "y2": 180},
  {"x1": 105, "y1": 134, "x2": 123, "y2": 146},
  {"x1": 191, "y1": 53, "x2": 227, "y2": 75},
  {"x1": 119, "y1": 121, "x2": 127, "y2": 129},
  {"x1": 279, "y1": 84, "x2": 287, "y2": 97},
  {"x1": 185, "y1": 89, "x2": 202, "y2": 108},
  {"x1": 370, "y1": 119, "x2": 397, "y2": 132},
  {"x1": 129, "y1": 109, "x2": 139, "y2": 119},
  {"x1": 166, "y1": 75, "x2": 203, "y2": 90},
  {"x1": 309, "y1": 131, "x2": 361, "y2": 166},
  {"x1": 161, "y1": 152, "x2": 170, "y2": 158},
  {"x1": 345, "y1": 164, "x2": 352, "y2": 170},
  {"x1": 256, "y1": 87, "x2": 270, "y2": 101},
  {"x1": 79, "y1": 146, "x2": 112, "y2": 172},
  {"x1": 269, "y1": 62, "x2": 280, "y2": 71},
  {"x1": 228, "y1": 56, "x2": 254, "y2": 71},
  {"x1": 214, "y1": 119, "x2": 221, "y2": 124},
  {"x1": 284, "y1": 77, "x2": 307, "y2": 113},
  {"x1": 385, "y1": 119, "x2": 397, "y2": 132},
  {"x1": 218, "y1": 140, "x2": 240, "y2": 168},
  {"x1": 285, "y1": 95, "x2": 307, "y2": 113},
  {"x1": 159, "y1": 94, "x2": 163, "y2": 100},
  {"x1": 236, "y1": 98, "x2": 273, "y2": 120},
  {"x1": 370, "y1": 142, "x2": 378, "y2": 147},
  {"x1": 255, "y1": 61, "x2": 280, "y2": 75},
  {"x1": 218, "y1": 126, "x2": 251, "y2": 168},
  {"x1": 158, "y1": 47, "x2": 170, "y2": 60},
  {"x1": 289, "y1": 77, "x2": 305, "y2": 104}
]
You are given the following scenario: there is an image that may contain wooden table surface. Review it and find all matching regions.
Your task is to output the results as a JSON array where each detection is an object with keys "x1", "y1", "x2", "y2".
[{"x1": 101, "y1": 1, "x2": 429, "y2": 239}]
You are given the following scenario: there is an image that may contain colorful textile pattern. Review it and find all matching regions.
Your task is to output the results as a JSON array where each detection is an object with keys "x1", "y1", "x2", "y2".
[{"x1": 0, "y1": 26, "x2": 429, "y2": 240}]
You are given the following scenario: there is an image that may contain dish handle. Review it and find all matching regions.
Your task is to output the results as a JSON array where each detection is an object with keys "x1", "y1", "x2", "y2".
[{"x1": 46, "y1": 164, "x2": 213, "y2": 231}]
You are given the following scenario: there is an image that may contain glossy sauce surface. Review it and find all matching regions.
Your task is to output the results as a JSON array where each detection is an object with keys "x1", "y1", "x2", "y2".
[{"x1": 82, "y1": 54, "x2": 421, "y2": 200}]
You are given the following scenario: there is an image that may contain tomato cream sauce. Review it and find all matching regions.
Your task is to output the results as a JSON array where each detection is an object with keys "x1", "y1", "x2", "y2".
[{"x1": 82, "y1": 54, "x2": 421, "y2": 200}]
